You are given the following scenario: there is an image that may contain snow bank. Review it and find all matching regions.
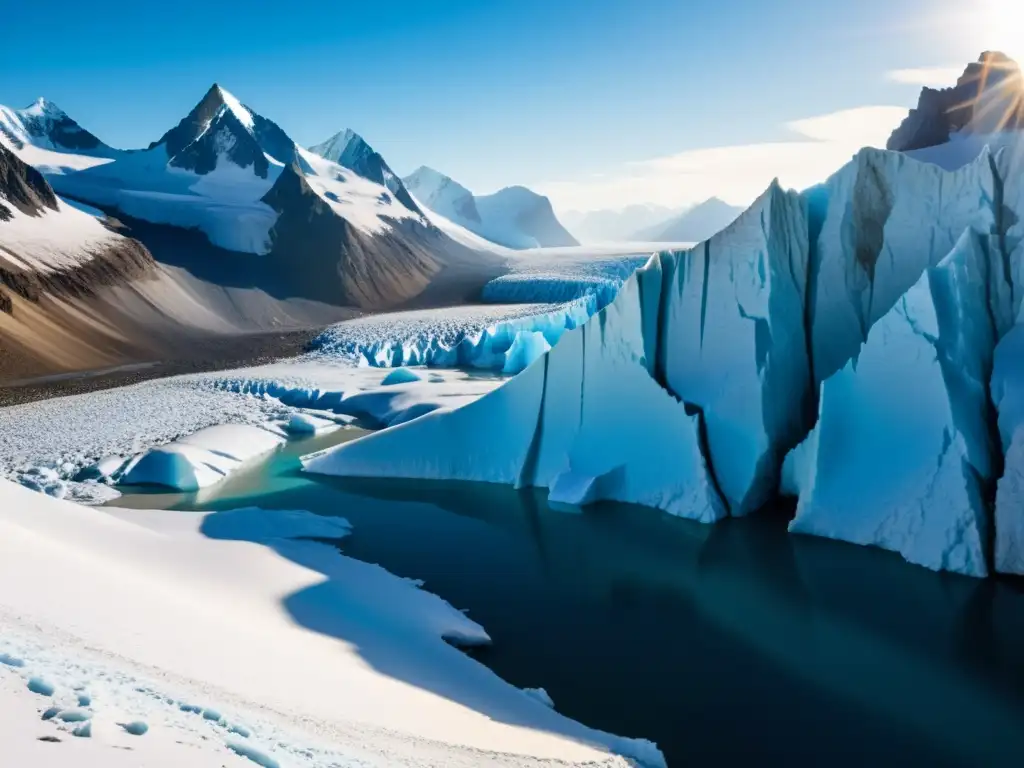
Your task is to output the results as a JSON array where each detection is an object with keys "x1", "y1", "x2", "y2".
[
  {"x1": 306, "y1": 260, "x2": 724, "y2": 523},
  {"x1": 0, "y1": 479, "x2": 659, "y2": 766},
  {"x1": 790, "y1": 231, "x2": 1012, "y2": 576},
  {"x1": 119, "y1": 424, "x2": 285, "y2": 491}
]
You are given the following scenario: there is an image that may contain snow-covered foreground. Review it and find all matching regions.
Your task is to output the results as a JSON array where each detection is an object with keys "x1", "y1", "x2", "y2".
[{"x1": 0, "y1": 481, "x2": 660, "y2": 767}]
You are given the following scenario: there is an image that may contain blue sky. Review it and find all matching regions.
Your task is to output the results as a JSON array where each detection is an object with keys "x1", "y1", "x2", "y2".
[{"x1": 0, "y1": 0, "x2": 1011, "y2": 210}]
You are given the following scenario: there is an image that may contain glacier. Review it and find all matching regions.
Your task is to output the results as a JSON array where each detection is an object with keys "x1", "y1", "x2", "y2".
[
  {"x1": 789, "y1": 230, "x2": 1013, "y2": 577},
  {"x1": 303, "y1": 135, "x2": 1024, "y2": 577},
  {"x1": 656, "y1": 182, "x2": 811, "y2": 515},
  {"x1": 305, "y1": 262, "x2": 725, "y2": 523},
  {"x1": 312, "y1": 299, "x2": 599, "y2": 374}
]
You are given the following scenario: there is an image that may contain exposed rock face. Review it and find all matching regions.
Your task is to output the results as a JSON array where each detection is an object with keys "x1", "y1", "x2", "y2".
[
  {"x1": 153, "y1": 84, "x2": 306, "y2": 176},
  {"x1": 0, "y1": 143, "x2": 58, "y2": 221},
  {"x1": 309, "y1": 129, "x2": 421, "y2": 214},
  {"x1": 888, "y1": 52, "x2": 1024, "y2": 152},
  {"x1": 168, "y1": 108, "x2": 269, "y2": 177},
  {"x1": 261, "y1": 163, "x2": 440, "y2": 309}
]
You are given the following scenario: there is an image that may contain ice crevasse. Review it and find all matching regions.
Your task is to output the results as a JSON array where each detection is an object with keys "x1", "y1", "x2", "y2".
[{"x1": 308, "y1": 142, "x2": 1024, "y2": 578}]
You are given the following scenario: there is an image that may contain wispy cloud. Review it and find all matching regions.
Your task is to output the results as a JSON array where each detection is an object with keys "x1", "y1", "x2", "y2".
[
  {"x1": 886, "y1": 67, "x2": 962, "y2": 87},
  {"x1": 537, "y1": 106, "x2": 908, "y2": 213}
]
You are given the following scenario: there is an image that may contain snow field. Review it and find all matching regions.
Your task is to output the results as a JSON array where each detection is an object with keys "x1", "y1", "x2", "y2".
[{"x1": 0, "y1": 482, "x2": 662, "y2": 767}]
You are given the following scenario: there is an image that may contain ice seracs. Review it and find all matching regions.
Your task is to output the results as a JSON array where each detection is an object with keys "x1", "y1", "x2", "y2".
[
  {"x1": 789, "y1": 230, "x2": 1012, "y2": 577},
  {"x1": 657, "y1": 182, "x2": 811, "y2": 514},
  {"x1": 808, "y1": 146, "x2": 1001, "y2": 386}
]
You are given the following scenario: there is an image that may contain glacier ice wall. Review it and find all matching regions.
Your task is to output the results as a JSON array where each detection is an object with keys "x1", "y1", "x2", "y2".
[
  {"x1": 808, "y1": 148, "x2": 1000, "y2": 386},
  {"x1": 789, "y1": 231, "x2": 1013, "y2": 577},
  {"x1": 306, "y1": 260, "x2": 725, "y2": 522},
  {"x1": 657, "y1": 182, "x2": 811, "y2": 515},
  {"x1": 308, "y1": 140, "x2": 1024, "y2": 577}
]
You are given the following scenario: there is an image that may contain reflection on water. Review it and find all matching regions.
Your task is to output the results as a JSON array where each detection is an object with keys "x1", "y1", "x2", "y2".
[{"x1": 112, "y1": 432, "x2": 1024, "y2": 767}]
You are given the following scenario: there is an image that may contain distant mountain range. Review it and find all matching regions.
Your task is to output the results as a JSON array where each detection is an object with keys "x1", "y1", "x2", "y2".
[
  {"x1": 629, "y1": 198, "x2": 743, "y2": 242},
  {"x1": 0, "y1": 84, "x2": 507, "y2": 379},
  {"x1": 562, "y1": 198, "x2": 744, "y2": 244},
  {"x1": 404, "y1": 166, "x2": 578, "y2": 249},
  {"x1": 0, "y1": 84, "x2": 478, "y2": 310},
  {"x1": 561, "y1": 204, "x2": 681, "y2": 244}
]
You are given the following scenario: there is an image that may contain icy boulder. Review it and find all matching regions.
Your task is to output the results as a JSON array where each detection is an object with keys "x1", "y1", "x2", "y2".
[
  {"x1": 120, "y1": 424, "x2": 284, "y2": 492},
  {"x1": 380, "y1": 367, "x2": 423, "y2": 386},
  {"x1": 790, "y1": 230, "x2": 1012, "y2": 577},
  {"x1": 809, "y1": 147, "x2": 1000, "y2": 386},
  {"x1": 305, "y1": 261, "x2": 725, "y2": 522},
  {"x1": 657, "y1": 182, "x2": 812, "y2": 515}
]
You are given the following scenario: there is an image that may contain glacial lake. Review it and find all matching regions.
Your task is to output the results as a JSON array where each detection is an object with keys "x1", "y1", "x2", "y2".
[{"x1": 111, "y1": 428, "x2": 1024, "y2": 767}]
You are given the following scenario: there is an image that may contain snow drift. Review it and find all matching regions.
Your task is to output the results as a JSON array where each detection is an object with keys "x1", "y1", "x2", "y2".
[{"x1": 0, "y1": 479, "x2": 656, "y2": 766}]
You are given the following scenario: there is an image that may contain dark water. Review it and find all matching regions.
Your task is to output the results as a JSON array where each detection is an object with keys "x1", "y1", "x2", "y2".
[{"x1": 112, "y1": 431, "x2": 1024, "y2": 767}]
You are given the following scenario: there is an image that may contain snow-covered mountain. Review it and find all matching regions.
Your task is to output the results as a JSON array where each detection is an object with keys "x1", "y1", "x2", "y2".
[
  {"x1": 309, "y1": 129, "x2": 420, "y2": 214},
  {"x1": 561, "y1": 204, "x2": 680, "y2": 244},
  {"x1": 0, "y1": 98, "x2": 115, "y2": 158},
  {"x1": 888, "y1": 51, "x2": 1024, "y2": 152},
  {"x1": 0, "y1": 141, "x2": 153, "y2": 313},
  {"x1": 0, "y1": 84, "x2": 488, "y2": 310},
  {"x1": 630, "y1": 197, "x2": 743, "y2": 242},
  {"x1": 403, "y1": 166, "x2": 578, "y2": 249}
]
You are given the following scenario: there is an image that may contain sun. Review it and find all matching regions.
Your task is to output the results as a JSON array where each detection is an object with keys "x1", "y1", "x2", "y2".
[{"x1": 982, "y1": 0, "x2": 1024, "y2": 64}]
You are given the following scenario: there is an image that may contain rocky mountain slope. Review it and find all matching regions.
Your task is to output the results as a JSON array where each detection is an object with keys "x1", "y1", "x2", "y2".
[
  {"x1": 0, "y1": 86, "x2": 504, "y2": 380},
  {"x1": 0, "y1": 85, "x2": 495, "y2": 312}
]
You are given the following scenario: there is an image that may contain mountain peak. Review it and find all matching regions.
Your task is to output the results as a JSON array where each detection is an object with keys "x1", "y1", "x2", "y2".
[
  {"x1": 888, "y1": 51, "x2": 1024, "y2": 151},
  {"x1": 21, "y1": 97, "x2": 65, "y2": 119},
  {"x1": 152, "y1": 83, "x2": 255, "y2": 156},
  {"x1": 309, "y1": 130, "x2": 421, "y2": 214}
]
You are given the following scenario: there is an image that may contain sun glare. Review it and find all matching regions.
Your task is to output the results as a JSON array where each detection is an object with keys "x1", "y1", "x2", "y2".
[{"x1": 983, "y1": 0, "x2": 1024, "y2": 63}]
